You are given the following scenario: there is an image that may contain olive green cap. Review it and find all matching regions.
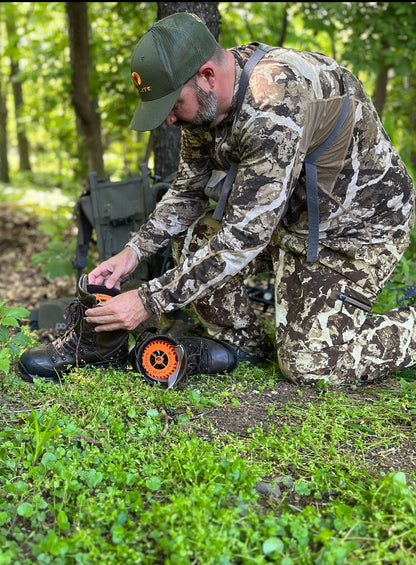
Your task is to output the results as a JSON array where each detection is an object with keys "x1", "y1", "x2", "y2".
[{"x1": 129, "y1": 12, "x2": 217, "y2": 131}]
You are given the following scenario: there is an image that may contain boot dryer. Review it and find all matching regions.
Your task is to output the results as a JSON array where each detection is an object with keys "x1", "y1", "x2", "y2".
[{"x1": 130, "y1": 334, "x2": 262, "y2": 389}]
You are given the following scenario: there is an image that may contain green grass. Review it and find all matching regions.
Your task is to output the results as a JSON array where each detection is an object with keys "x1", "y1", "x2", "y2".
[{"x1": 1, "y1": 361, "x2": 415, "y2": 565}]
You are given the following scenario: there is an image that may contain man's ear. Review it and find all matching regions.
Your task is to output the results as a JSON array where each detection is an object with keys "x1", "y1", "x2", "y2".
[{"x1": 198, "y1": 63, "x2": 215, "y2": 88}]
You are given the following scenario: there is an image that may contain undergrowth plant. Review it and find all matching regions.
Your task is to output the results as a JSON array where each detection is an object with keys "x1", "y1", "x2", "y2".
[
  {"x1": 19, "y1": 391, "x2": 61, "y2": 465},
  {"x1": 30, "y1": 215, "x2": 79, "y2": 279},
  {"x1": 0, "y1": 301, "x2": 32, "y2": 377}
]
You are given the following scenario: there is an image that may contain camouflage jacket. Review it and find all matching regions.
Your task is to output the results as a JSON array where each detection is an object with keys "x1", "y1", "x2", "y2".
[{"x1": 127, "y1": 44, "x2": 415, "y2": 316}]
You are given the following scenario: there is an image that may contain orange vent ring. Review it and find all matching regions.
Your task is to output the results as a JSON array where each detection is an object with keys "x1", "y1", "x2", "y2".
[{"x1": 140, "y1": 339, "x2": 179, "y2": 381}]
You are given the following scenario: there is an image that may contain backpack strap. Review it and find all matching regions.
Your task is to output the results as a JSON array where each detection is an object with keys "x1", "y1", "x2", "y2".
[
  {"x1": 73, "y1": 175, "x2": 95, "y2": 282},
  {"x1": 304, "y1": 69, "x2": 350, "y2": 262},
  {"x1": 213, "y1": 43, "x2": 274, "y2": 221},
  {"x1": 74, "y1": 204, "x2": 93, "y2": 281}
]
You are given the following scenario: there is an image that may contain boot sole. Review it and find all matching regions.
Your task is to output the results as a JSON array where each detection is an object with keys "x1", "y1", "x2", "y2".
[{"x1": 18, "y1": 358, "x2": 128, "y2": 384}]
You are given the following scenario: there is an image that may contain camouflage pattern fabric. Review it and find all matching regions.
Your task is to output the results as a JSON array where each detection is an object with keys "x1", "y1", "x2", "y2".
[
  {"x1": 170, "y1": 208, "x2": 275, "y2": 359},
  {"x1": 271, "y1": 228, "x2": 415, "y2": 384},
  {"x1": 128, "y1": 43, "x2": 415, "y2": 384},
  {"x1": 171, "y1": 209, "x2": 416, "y2": 385}
]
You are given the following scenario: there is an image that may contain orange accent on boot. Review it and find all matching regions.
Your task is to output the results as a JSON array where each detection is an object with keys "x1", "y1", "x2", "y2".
[
  {"x1": 141, "y1": 339, "x2": 179, "y2": 381},
  {"x1": 94, "y1": 293, "x2": 113, "y2": 305}
]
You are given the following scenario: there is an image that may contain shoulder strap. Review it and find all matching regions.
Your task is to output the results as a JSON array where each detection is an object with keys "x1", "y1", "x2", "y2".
[
  {"x1": 305, "y1": 69, "x2": 350, "y2": 262},
  {"x1": 213, "y1": 43, "x2": 274, "y2": 221},
  {"x1": 236, "y1": 43, "x2": 275, "y2": 116}
]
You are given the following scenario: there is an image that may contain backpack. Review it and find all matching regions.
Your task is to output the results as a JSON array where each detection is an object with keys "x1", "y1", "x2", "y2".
[
  {"x1": 73, "y1": 162, "x2": 173, "y2": 283},
  {"x1": 29, "y1": 164, "x2": 174, "y2": 331},
  {"x1": 29, "y1": 296, "x2": 75, "y2": 331}
]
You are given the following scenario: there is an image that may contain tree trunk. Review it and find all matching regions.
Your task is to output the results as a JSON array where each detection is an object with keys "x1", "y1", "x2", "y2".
[
  {"x1": 372, "y1": 38, "x2": 390, "y2": 118},
  {"x1": 65, "y1": 2, "x2": 105, "y2": 180},
  {"x1": 10, "y1": 61, "x2": 31, "y2": 172},
  {"x1": 0, "y1": 80, "x2": 10, "y2": 183},
  {"x1": 6, "y1": 16, "x2": 31, "y2": 172},
  {"x1": 373, "y1": 67, "x2": 388, "y2": 118},
  {"x1": 152, "y1": 2, "x2": 220, "y2": 181},
  {"x1": 405, "y1": 70, "x2": 416, "y2": 173},
  {"x1": 278, "y1": 3, "x2": 289, "y2": 48}
]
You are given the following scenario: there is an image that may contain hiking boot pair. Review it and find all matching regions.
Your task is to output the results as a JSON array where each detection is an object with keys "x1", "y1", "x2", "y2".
[{"x1": 18, "y1": 276, "x2": 264, "y2": 386}]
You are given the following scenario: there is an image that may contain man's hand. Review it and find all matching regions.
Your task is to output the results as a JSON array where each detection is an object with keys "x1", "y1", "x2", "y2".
[
  {"x1": 88, "y1": 247, "x2": 139, "y2": 290},
  {"x1": 85, "y1": 289, "x2": 150, "y2": 332}
]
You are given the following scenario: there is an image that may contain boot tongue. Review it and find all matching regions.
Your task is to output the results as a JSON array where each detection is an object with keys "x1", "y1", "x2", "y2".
[{"x1": 87, "y1": 284, "x2": 120, "y2": 305}]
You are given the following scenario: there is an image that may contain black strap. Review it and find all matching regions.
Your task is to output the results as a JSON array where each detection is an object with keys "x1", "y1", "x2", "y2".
[
  {"x1": 236, "y1": 43, "x2": 274, "y2": 115},
  {"x1": 74, "y1": 204, "x2": 93, "y2": 279},
  {"x1": 305, "y1": 69, "x2": 350, "y2": 262},
  {"x1": 213, "y1": 43, "x2": 274, "y2": 221},
  {"x1": 213, "y1": 161, "x2": 239, "y2": 221}
]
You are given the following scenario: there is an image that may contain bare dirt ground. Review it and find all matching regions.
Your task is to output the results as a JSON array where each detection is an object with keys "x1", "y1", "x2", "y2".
[
  {"x1": 1, "y1": 207, "x2": 415, "y2": 491},
  {"x1": 0, "y1": 207, "x2": 77, "y2": 312}
]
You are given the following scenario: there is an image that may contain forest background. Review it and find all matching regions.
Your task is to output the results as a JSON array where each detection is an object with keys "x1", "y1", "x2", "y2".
[
  {"x1": 1, "y1": 4, "x2": 416, "y2": 564},
  {"x1": 1, "y1": 1, "x2": 416, "y2": 286},
  {"x1": 1, "y1": 2, "x2": 416, "y2": 194}
]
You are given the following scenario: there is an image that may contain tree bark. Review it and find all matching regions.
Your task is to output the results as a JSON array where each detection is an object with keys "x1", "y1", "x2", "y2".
[
  {"x1": 372, "y1": 40, "x2": 390, "y2": 118},
  {"x1": 0, "y1": 80, "x2": 10, "y2": 183},
  {"x1": 6, "y1": 15, "x2": 31, "y2": 172},
  {"x1": 152, "y1": 2, "x2": 220, "y2": 181},
  {"x1": 10, "y1": 60, "x2": 31, "y2": 172},
  {"x1": 405, "y1": 70, "x2": 416, "y2": 173},
  {"x1": 65, "y1": 1, "x2": 105, "y2": 180},
  {"x1": 373, "y1": 66, "x2": 388, "y2": 118}
]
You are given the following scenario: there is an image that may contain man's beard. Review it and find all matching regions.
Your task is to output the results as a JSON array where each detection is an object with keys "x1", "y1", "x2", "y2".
[{"x1": 175, "y1": 82, "x2": 217, "y2": 134}]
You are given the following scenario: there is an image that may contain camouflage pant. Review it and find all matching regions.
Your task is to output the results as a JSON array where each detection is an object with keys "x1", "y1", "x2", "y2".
[{"x1": 172, "y1": 207, "x2": 416, "y2": 385}]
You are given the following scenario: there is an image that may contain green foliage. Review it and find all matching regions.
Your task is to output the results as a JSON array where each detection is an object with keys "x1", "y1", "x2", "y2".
[
  {"x1": 19, "y1": 391, "x2": 61, "y2": 465},
  {"x1": 1, "y1": 5, "x2": 416, "y2": 562},
  {"x1": 1, "y1": 2, "x2": 415, "y2": 183},
  {"x1": 30, "y1": 213, "x2": 78, "y2": 279},
  {"x1": 0, "y1": 365, "x2": 415, "y2": 563},
  {"x1": 2, "y1": 3, "x2": 416, "y2": 283},
  {"x1": 31, "y1": 238, "x2": 77, "y2": 279},
  {"x1": 0, "y1": 301, "x2": 32, "y2": 375}
]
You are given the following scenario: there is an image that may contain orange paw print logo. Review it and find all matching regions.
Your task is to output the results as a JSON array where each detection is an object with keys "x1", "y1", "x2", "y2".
[{"x1": 95, "y1": 293, "x2": 112, "y2": 305}]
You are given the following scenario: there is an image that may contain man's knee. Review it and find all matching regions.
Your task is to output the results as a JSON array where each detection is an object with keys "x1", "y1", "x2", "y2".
[
  {"x1": 277, "y1": 349, "x2": 323, "y2": 384},
  {"x1": 277, "y1": 340, "x2": 350, "y2": 385}
]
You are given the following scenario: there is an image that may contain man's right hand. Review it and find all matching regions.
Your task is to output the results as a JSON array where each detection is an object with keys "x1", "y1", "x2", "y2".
[{"x1": 88, "y1": 246, "x2": 139, "y2": 290}]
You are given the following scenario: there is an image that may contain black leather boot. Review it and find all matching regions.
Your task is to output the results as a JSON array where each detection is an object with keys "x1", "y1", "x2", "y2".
[
  {"x1": 18, "y1": 275, "x2": 129, "y2": 383},
  {"x1": 130, "y1": 334, "x2": 264, "y2": 389}
]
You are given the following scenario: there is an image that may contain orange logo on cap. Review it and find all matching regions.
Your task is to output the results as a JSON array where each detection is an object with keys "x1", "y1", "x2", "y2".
[
  {"x1": 131, "y1": 72, "x2": 141, "y2": 87},
  {"x1": 131, "y1": 71, "x2": 152, "y2": 94}
]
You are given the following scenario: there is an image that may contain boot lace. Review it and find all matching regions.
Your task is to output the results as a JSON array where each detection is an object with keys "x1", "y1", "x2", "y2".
[
  {"x1": 51, "y1": 298, "x2": 85, "y2": 369},
  {"x1": 185, "y1": 340, "x2": 209, "y2": 376}
]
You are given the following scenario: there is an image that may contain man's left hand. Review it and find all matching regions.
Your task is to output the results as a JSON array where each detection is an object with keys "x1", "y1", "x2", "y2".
[{"x1": 85, "y1": 290, "x2": 150, "y2": 332}]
